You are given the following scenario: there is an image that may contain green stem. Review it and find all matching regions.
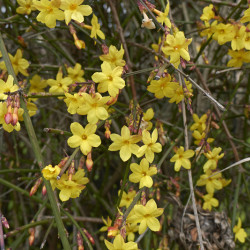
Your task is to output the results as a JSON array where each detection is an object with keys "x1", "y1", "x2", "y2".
[{"x1": 0, "y1": 32, "x2": 71, "y2": 249}]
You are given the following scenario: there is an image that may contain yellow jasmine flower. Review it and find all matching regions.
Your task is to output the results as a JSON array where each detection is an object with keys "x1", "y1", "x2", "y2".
[
  {"x1": 227, "y1": 49, "x2": 250, "y2": 67},
  {"x1": 200, "y1": 4, "x2": 215, "y2": 22},
  {"x1": 91, "y1": 61, "x2": 125, "y2": 97},
  {"x1": 0, "y1": 75, "x2": 19, "y2": 100},
  {"x1": 231, "y1": 25, "x2": 246, "y2": 51},
  {"x1": 233, "y1": 218, "x2": 247, "y2": 243},
  {"x1": 26, "y1": 101, "x2": 38, "y2": 117},
  {"x1": 104, "y1": 234, "x2": 139, "y2": 250},
  {"x1": 90, "y1": 14, "x2": 105, "y2": 40},
  {"x1": 60, "y1": 0, "x2": 92, "y2": 25},
  {"x1": 202, "y1": 193, "x2": 219, "y2": 211},
  {"x1": 147, "y1": 75, "x2": 175, "y2": 99},
  {"x1": 128, "y1": 199, "x2": 163, "y2": 234},
  {"x1": 77, "y1": 93, "x2": 110, "y2": 124},
  {"x1": 200, "y1": 20, "x2": 217, "y2": 38},
  {"x1": 16, "y1": 0, "x2": 36, "y2": 15},
  {"x1": 155, "y1": 2, "x2": 171, "y2": 28},
  {"x1": 203, "y1": 147, "x2": 224, "y2": 171},
  {"x1": 0, "y1": 102, "x2": 21, "y2": 133},
  {"x1": 67, "y1": 122, "x2": 101, "y2": 155},
  {"x1": 47, "y1": 69, "x2": 72, "y2": 97},
  {"x1": 190, "y1": 113, "x2": 207, "y2": 133},
  {"x1": 141, "y1": 108, "x2": 154, "y2": 130},
  {"x1": 162, "y1": 31, "x2": 192, "y2": 68},
  {"x1": 192, "y1": 130, "x2": 214, "y2": 145},
  {"x1": 67, "y1": 63, "x2": 85, "y2": 83},
  {"x1": 0, "y1": 49, "x2": 29, "y2": 76},
  {"x1": 119, "y1": 190, "x2": 136, "y2": 208},
  {"x1": 166, "y1": 80, "x2": 193, "y2": 104},
  {"x1": 33, "y1": 0, "x2": 64, "y2": 28},
  {"x1": 137, "y1": 129, "x2": 162, "y2": 163},
  {"x1": 29, "y1": 74, "x2": 48, "y2": 101},
  {"x1": 100, "y1": 216, "x2": 112, "y2": 232},
  {"x1": 108, "y1": 126, "x2": 141, "y2": 162},
  {"x1": 126, "y1": 223, "x2": 139, "y2": 242},
  {"x1": 99, "y1": 45, "x2": 126, "y2": 68},
  {"x1": 129, "y1": 158, "x2": 157, "y2": 189},
  {"x1": 56, "y1": 169, "x2": 89, "y2": 201},
  {"x1": 196, "y1": 170, "x2": 223, "y2": 194},
  {"x1": 240, "y1": 6, "x2": 250, "y2": 23},
  {"x1": 42, "y1": 164, "x2": 61, "y2": 189},
  {"x1": 213, "y1": 23, "x2": 235, "y2": 45},
  {"x1": 64, "y1": 92, "x2": 84, "y2": 114},
  {"x1": 141, "y1": 11, "x2": 155, "y2": 29},
  {"x1": 170, "y1": 146, "x2": 194, "y2": 172}
]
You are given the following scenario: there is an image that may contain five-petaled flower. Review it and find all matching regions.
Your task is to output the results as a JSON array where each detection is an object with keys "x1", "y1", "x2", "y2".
[
  {"x1": 170, "y1": 146, "x2": 194, "y2": 171},
  {"x1": 108, "y1": 126, "x2": 141, "y2": 162},
  {"x1": 67, "y1": 122, "x2": 101, "y2": 155},
  {"x1": 233, "y1": 218, "x2": 247, "y2": 243},
  {"x1": 104, "y1": 234, "x2": 139, "y2": 250}
]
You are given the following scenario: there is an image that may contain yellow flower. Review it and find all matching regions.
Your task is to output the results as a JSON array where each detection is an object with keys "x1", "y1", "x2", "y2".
[
  {"x1": 90, "y1": 14, "x2": 105, "y2": 40},
  {"x1": 0, "y1": 75, "x2": 19, "y2": 100},
  {"x1": 29, "y1": 74, "x2": 48, "y2": 101},
  {"x1": 155, "y1": 2, "x2": 171, "y2": 28},
  {"x1": 233, "y1": 218, "x2": 247, "y2": 243},
  {"x1": 104, "y1": 234, "x2": 139, "y2": 250},
  {"x1": 129, "y1": 158, "x2": 157, "y2": 189},
  {"x1": 126, "y1": 223, "x2": 138, "y2": 242},
  {"x1": 47, "y1": 69, "x2": 72, "y2": 97},
  {"x1": 213, "y1": 23, "x2": 235, "y2": 45},
  {"x1": 60, "y1": 0, "x2": 92, "y2": 25},
  {"x1": 162, "y1": 31, "x2": 192, "y2": 68},
  {"x1": 200, "y1": 20, "x2": 217, "y2": 38},
  {"x1": 0, "y1": 102, "x2": 22, "y2": 133},
  {"x1": 227, "y1": 49, "x2": 250, "y2": 67},
  {"x1": 231, "y1": 25, "x2": 246, "y2": 51},
  {"x1": 42, "y1": 164, "x2": 61, "y2": 190},
  {"x1": 0, "y1": 49, "x2": 29, "y2": 76},
  {"x1": 203, "y1": 147, "x2": 224, "y2": 171},
  {"x1": 16, "y1": 0, "x2": 36, "y2": 15},
  {"x1": 67, "y1": 122, "x2": 101, "y2": 155},
  {"x1": 100, "y1": 216, "x2": 112, "y2": 232},
  {"x1": 192, "y1": 130, "x2": 214, "y2": 145},
  {"x1": 99, "y1": 45, "x2": 126, "y2": 68},
  {"x1": 240, "y1": 6, "x2": 250, "y2": 23},
  {"x1": 170, "y1": 146, "x2": 194, "y2": 172},
  {"x1": 137, "y1": 129, "x2": 162, "y2": 163},
  {"x1": 33, "y1": 0, "x2": 64, "y2": 28},
  {"x1": 141, "y1": 11, "x2": 155, "y2": 29},
  {"x1": 67, "y1": 63, "x2": 85, "y2": 83},
  {"x1": 64, "y1": 92, "x2": 84, "y2": 114},
  {"x1": 92, "y1": 61, "x2": 125, "y2": 97},
  {"x1": 119, "y1": 190, "x2": 136, "y2": 208},
  {"x1": 128, "y1": 199, "x2": 163, "y2": 234},
  {"x1": 142, "y1": 108, "x2": 154, "y2": 130},
  {"x1": 77, "y1": 93, "x2": 110, "y2": 124},
  {"x1": 147, "y1": 75, "x2": 175, "y2": 99},
  {"x1": 108, "y1": 126, "x2": 141, "y2": 162},
  {"x1": 166, "y1": 80, "x2": 193, "y2": 104},
  {"x1": 202, "y1": 193, "x2": 219, "y2": 211},
  {"x1": 56, "y1": 169, "x2": 89, "y2": 201},
  {"x1": 196, "y1": 170, "x2": 223, "y2": 194},
  {"x1": 190, "y1": 113, "x2": 207, "y2": 133},
  {"x1": 200, "y1": 4, "x2": 215, "y2": 22}
]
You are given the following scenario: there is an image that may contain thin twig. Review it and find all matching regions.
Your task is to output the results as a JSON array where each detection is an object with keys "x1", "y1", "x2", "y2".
[{"x1": 179, "y1": 72, "x2": 204, "y2": 250}]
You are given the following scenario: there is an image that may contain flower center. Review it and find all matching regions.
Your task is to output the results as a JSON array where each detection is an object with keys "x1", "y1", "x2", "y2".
[
  {"x1": 69, "y1": 4, "x2": 77, "y2": 10},
  {"x1": 82, "y1": 134, "x2": 87, "y2": 140}
]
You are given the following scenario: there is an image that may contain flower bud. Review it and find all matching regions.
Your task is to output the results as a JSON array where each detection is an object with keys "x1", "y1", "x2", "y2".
[
  {"x1": 2, "y1": 216, "x2": 9, "y2": 229},
  {"x1": 11, "y1": 107, "x2": 18, "y2": 126},
  {"x1": 86, "y1": 152, "x2": 93, "y2": 172},
  {"x1": 78, "y1": 156, "x2": 85, "y2": 169},
  {"x1": 101, "y1": 44, "x2": 109, "y2": 55},
  {"x1": 4, "y1": 112, "x2": 13, "y2": 124},
  {"x1": 30, "y1": 177, "x2": 43, "y2": 196},
  {"x1": 83, "y1": 228, "x2": 95, "y2": 245},
  {"x1": 77, "y1": 231, "x2": 84, "y2": 250},
  {"x1": 58, "y1": 157, "x2": 69, "y2": 168},
  {"x1": 42, "y1": 185, "x2": 47, "y2": 196},
  {"x1": 29, "y1": 227, "x2": 35, "y2": 246}
]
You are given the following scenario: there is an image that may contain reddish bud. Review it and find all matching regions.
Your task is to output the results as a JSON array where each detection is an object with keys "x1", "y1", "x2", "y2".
[
  {"x1": 30, "y1": 177, "x2": 43, "y2": 196},
  {"x1": 11, "y1": 107, "x2": 18, "y2": 126},
  {"x1": 141, "y1": 191, "x2": 146, "y2": 206},
  {"x1": 78, "y1": 156, "x2": 85, "y2": 169},
  {"x1": 83, "y1": 228, "x2": 95, "y2": 245},
  {"x1": 42, "y1": 185, "x2": 47, "y2": 196},
  {"x1": 17, "y1": 36, "x2": 27, "y2": 48},
  {"x1": 29, "y1": 227, "x2": 35, "y2": 246},
  {"x1": 4, "y1": 112, "x2": 13, "y2": 124},
  {"x1": 86, "y1": 152, "x2": 93, "y2": 172},
  {"x1": 101, "y1": 44, "x2": 109, "y2": 54},
  {"x1": 77, "y1": 231, "x2": 84, "y2": 250},
  {"x1": 106, "y1": 95, "x2": 118, "y2": 106},
  {"x1": 58, "y1": 157, "x2": 69, "y2": 168},
  {"x1": 2, "y1": 216, "x2": 9, "y2": 229},
  {"x1": 120, "y1": 225, "x2": 126, "y2": 240},
  {"x1": 105, "y1": 128, "x2": 111, "y2": 139}
]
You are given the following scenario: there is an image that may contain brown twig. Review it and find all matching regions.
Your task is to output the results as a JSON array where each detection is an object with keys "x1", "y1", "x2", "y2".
[
  {"x1": 178, "y1": 72, "x2": 205, "y2": 250},
  {"x1": 107, "y1": 0, "x2": 137, "y2": 101}
]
